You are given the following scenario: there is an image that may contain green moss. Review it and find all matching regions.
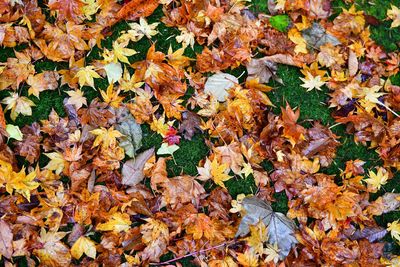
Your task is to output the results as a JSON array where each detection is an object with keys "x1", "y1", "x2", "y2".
[{"x1": 269, "y1": 65, "x2": 334, "y2": 125}]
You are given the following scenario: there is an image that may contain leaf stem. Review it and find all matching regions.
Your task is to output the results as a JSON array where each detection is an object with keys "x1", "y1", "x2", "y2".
[{"x1": 149, "y1": 240, "x2": 235, "y2": 265}]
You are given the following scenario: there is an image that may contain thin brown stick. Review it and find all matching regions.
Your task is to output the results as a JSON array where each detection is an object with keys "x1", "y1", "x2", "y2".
[{"x1": 149, "y1": 240, "x2": 236, "y2": 265}]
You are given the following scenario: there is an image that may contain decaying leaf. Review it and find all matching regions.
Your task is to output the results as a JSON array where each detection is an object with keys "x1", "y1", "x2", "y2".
[
  {"x1": 122, "y1": 147, "x2": 154, "y2": 186},
  {"x1": 115, "y1": 107, "x2": 142, "y2": 158},
  {"x1": 302, "y1": 23, "x2": 341, "y2": 49},
  {"x1": 235, "y1": 196, "x2": 298, "y2": 259}
]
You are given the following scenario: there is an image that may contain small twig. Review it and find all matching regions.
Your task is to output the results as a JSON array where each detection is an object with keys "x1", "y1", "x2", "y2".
[
  {"x1": 149, "y1": 240, "x2": 236, "y2": 265},
  {"x1": 329, "y1": 122, "x2": 342, "y2": 129},
  {"x1": 377, "y1": 101, "x2": 400, "y2": 118}
]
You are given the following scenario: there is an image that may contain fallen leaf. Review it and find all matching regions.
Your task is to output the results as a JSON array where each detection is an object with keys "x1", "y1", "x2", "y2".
[
  {"x1": 387, "y1": 5, "x2": 400, "y2": 28},
  {"x1": 179, "y1": 111, "x2": 203, "y2": 140},
  {"x1": 117, "y1": 0, "x2": 159, "y2": 21},
  {"x1": 302, "y1": 23, "x2": 341, "y2": 49},
  {"x1": 0, "y1": 220, "x2": 13, "y2": 259},
  {"x1": 204, "y1": 73, "x2": 238, "y2": 102},
  {"x1": 235, "y1": 196, "x2": 298, "y2": 259},
  {"x1": 71, "y1": 236, "x2": 96, "y2": 259},
  {"x1": 104, "y1": 62, "x2": 123, "y2": 84},
  {"x1": 115, "y1": 107, "x2": 142, "y2": 158},
  {"x1": 157, "y1": 143, "x2": 179, "y2": 156},
  {"x1": 6, "y1": 124, "x2": 23, "y2": 141},
  {"x1": 122, "y1": 147, "x2": 154, "y2": 186}
]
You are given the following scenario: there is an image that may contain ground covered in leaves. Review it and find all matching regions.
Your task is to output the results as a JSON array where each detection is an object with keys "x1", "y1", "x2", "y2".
[{"x1": 1, "y1": 0, "x2": 400, "y2": 266}]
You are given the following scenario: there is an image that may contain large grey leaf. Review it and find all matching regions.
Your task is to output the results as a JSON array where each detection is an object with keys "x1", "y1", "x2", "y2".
[
  {"x1": 122, "y1": 147, "x2": 154, "y2": 186},
  {"x1": 116, "y1": 107, "x2": 142, "y2": 158},
  {"x1": 235, "y1": 196, "x2": 297, "y2": 259},
  {"x1": 302, "y1": 23, "x2": 341, "y2": 49}
]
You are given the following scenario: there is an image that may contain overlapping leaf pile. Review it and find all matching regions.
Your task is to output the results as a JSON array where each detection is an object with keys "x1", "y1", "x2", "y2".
[{"x1": 1, "y1": 0, "x2": 400, "y2": 266}]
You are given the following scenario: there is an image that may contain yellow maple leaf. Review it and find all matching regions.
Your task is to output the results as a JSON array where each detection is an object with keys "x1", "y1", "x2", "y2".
[
  {"x1": 237, "y1": 248, "x2": 259, "y2": 267},
  {"x1": 71, "y1": 236, "x2": 96, "y2": 259},
  {"x1": 44, "y1": 152, "x2": 65, "y2": 175},
  {"x1": 75, "y1": 66, "x2": 101, "y2": 88},
  {"x1": 149, "y1": 114, "x2": 171, "y2": 137},
  {"x1": 100, "y1": 84, "x2": 124, "y2": 108},
  {"x1": 96, "y1": 210, "x2": 131, "y2": 233},
  {"x1": 66, "y1": 89, "x2": 87, "y2": 110},
  {"x1": 246, "y1": 222, "x2": 268, "y2": 254},
  {"x1": 185, "y1": 213, "x2": 216, "y2": 240},
  {"x1": 119, "y1": 66, "x2": 144, "y2": 92},
  {"x1": 0, "y1": 160, "x2": 39, "y2": 201},
  {"x1": 82, "y1": 0, "x2": 100, "y2": 20},
  {"x1": 387, "y1": 5, "x2": 400, "y2": 28},
  {"x1": 388, "y1": 220, "x2": 400, "y2": 243},
  {"x1": 210, "y1": 158, "x2": 232, "y2": 188},
  {"x1": 167, "y1": 46, "x2": 192, "y2": 69},
  {"x1": 90, "y1": 126, "x2": 123, "y2": 150},
  {"x1": 1, "y1": 93, "x2": 35, "y2": 121},
  {"x1": 365, "y1": 167, "x2": 389, "y2": 191},
  {"x1": 288, "y1": 28, "x2": 307, "y2": 54},
  {"x1": 112, "y1": 41, "x2": 137, "y2": 64}
]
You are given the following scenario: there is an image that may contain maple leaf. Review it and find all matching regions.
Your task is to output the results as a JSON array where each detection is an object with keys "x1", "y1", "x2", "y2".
[
  {"x1": 6, "y1": 124, "x2": 23, "y2": 141},
  {"x1": 100, "y1": 84, "x2": 124, "y2": 108},
  {"x1": 2, "y1": 93, "x2": 35, "y2": 121},
  {"x1": 237, "y1": 248, "x2": 259, "y2": 267},
  {"x1": 300, "y1": 72, "x2": 326, "y2": 91},
  {"x1": 210, "y1": 158, "x2": 232, "y2": 188},
  {"x1": 288, "y1": 28, "x2": 307, "y2": 54},
  {"x1": 185, "y1": 213, "x2": 216, "y2": 240},
  {"x1": 246, "y1": 221, "x2": 268, "y2": 254},
  {"x1": 82, "y1": 0, "x2": 100, "y2": 20},
  {"x1": 264, "y1": 243, "x2": 280, "y2": 264},
  {"x1": 167, "y1": 46, "x2": 192, "y2": 69},
  {"x1": 112, "y1": 41, "x2": 137, "y2": 64},
  {"x1": 140, "y1": 218, "x2": 169, "y2": 262},
  {"x1": 75, "y1": 66, "x2": 101, "y2": 88},
  {"x1": 90, "y1": 126, "x2": 123, "y2": 150},
  {"x1": 104, "y1": 62, "x2": 123, "y2": 84},
  {"x1": 388, "y1": 220, "x2": 400, "y2": 244},
  {"x1": 129, "y1": 17, "x2": 159, "y2": 40},
  {"x1": 0, "y1": 159, "x2": 39, "y2": 201},
  {"x1": 44, "y1": 152, "x2": 65, "y2": 175},
  {"x1": 66, "y1": 89, "x2": 87, "y2": 110},
  {"x1": 71, "y1": 236, "x2": 96, "y2": 259},
  {"x1": 175, "y1": 28, "x2": 195, "y2": 49},
  {"x1": 33, "y1": 228, "x2": 71, "y2": 267},
  {"x1": 96, "y1": 210, "x2": 131, "y2": 233},
  {"x1": 365, "y1": 167, "x2": 389, "y2": 191},
  {"x1": 27, "y1": 71, "x2": 59, "y2": 98},
  {"x1": 387, "y1": 5, "x2": 400, "y2": 28},
  {"x1": 119, "y1": 66, "x2": 144, "y2": 92}
]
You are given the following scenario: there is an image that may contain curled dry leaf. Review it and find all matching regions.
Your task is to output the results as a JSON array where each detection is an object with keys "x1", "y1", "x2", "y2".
[{"x1": 122, "y1": 147, "x2": 155, "y2": 186}]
